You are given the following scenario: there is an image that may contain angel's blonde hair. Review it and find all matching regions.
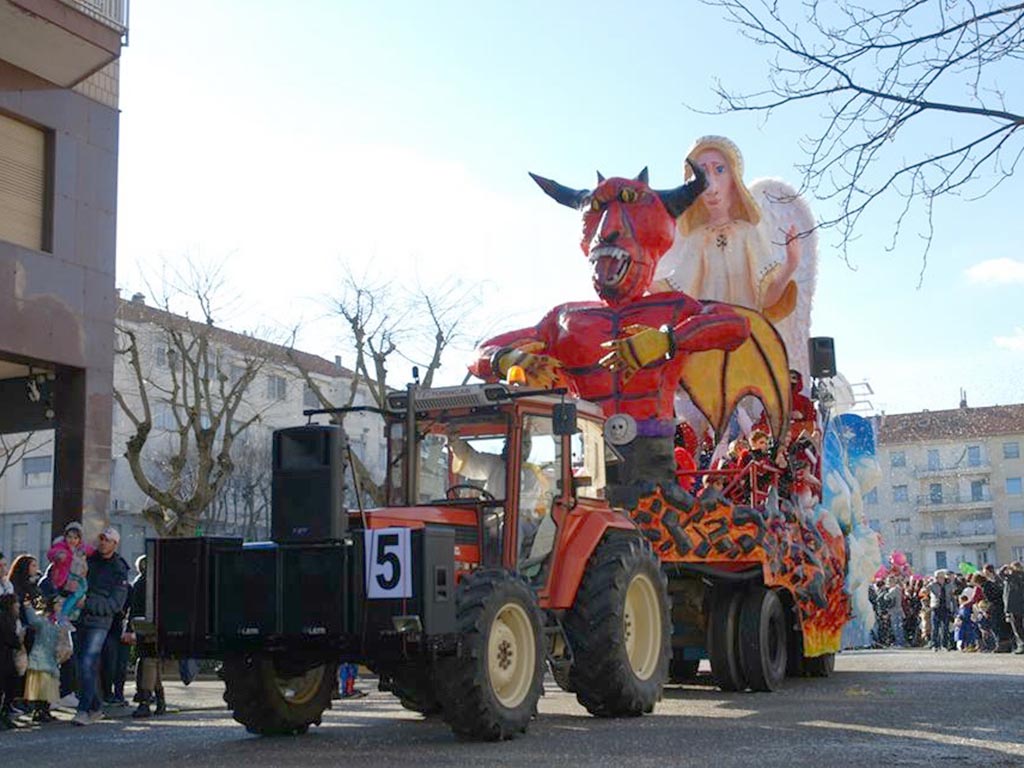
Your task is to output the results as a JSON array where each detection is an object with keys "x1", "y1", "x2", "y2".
[{"x1": 678, "y1": 135, "x2": 762, "y2": 235}]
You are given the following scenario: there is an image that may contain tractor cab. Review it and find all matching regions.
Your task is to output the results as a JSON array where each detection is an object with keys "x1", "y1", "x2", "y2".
[{"x1": 363, "y1": 383, "x2": 609, "y2": 585}]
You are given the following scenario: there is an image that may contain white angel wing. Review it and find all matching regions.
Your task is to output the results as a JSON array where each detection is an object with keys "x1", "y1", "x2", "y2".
[{"x1": 749, "y1": 177, "x2": 819, "y2": 380}]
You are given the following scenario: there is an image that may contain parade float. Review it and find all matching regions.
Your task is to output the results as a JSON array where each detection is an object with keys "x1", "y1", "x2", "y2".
[{"x1": 470, "y1": 136, "x2": 881, "y2": 689}]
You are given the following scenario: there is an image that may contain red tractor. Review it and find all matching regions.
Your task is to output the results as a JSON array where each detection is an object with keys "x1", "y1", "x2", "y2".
[{"x1": 144, "y1": 382, "x2": 670, "y2": 740}]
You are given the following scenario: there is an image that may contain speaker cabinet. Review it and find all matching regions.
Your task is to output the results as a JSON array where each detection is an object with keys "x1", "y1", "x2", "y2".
[
  {"x1": 272, "y1": 425, "x2": 349, "y2": 542},
  {"x1": 280, "y1": 541, "x2": 351, "y2": 636},
  {"x1": 213, "y1": 545, "x2": 278, "y2": 639},
  {"x1": 809, "y1": 336, "x2": 836, "y2": 378},
  {"x1": 149, "y1": 536, "x2": 242, "y2": 656}
]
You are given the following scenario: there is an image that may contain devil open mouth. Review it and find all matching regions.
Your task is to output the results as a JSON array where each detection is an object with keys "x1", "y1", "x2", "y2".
[{"x1": 590, "y1": 245, "x2": 632, "y2": 286}]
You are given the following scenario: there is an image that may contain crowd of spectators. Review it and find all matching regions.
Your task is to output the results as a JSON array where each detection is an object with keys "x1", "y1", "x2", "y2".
[
  {"x1": 869, "y1": 562, "x2": 1024, "y2": 653},
  {"x1": 0, "y1": 523, "x2": 164, "y2": 730}
]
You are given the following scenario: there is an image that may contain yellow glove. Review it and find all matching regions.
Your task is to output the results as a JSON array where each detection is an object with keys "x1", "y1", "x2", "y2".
[
  {"x1": 598, "y1": 325, "x2": 673, "y2": 382},
  {"x1": 495, "y1": 342, "x2": 565, "y2": 389}
]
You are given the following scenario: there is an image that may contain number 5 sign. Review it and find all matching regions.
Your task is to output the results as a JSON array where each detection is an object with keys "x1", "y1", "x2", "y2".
[{"x1": 364, "y1": 528, "x2": 412, "y2": 599}]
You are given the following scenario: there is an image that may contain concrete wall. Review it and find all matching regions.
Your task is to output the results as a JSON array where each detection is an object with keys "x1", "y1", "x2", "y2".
[{"x1": 0, "y1": 62, "x2": 118, "y2": 538}]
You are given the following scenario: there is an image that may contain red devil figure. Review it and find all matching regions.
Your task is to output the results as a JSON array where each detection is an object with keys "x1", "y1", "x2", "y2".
[{"x1": 471, "y1": 164, "x2": 790, "y2": 491}]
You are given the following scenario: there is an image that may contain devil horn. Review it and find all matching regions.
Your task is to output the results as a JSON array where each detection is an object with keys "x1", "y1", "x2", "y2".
[
  {"x1": 597, "y1": 171, "x2": 605, "y2": 183},
  {"x1": 529, "y1": 172, "x2": 591, "y2": 210},
  {"x1": 657, "y1": 159, "x2": 708, "y2": 218},
  {"x1": 636, "y1": 167, "x2": 649, "y2": 185}
]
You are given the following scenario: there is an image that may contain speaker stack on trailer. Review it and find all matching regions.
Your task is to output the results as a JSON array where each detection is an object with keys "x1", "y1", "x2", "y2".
[
  {"x1": 271, "y1": 425, "x2": 349, "y2": 542},
  {"x1": 146, "y1": 536, "x2": 242, "y2": 657}
]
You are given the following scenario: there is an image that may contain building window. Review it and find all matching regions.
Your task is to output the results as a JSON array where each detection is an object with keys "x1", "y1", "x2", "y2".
[
  {"x1": 1007, "y1": 477, "x2": 1023, "y2": 496},
  {"x1": 22, "y1": 455, "x2": 52, "y2": 488},
  {"x1": 868, "y1": 518, "x2": 881, "y2": 533},
  {"x1": 927, "y1": 449, "x2": 941, "y2": 470},
  {"x1": 1004, "y1": 442, "x2": 1020, "y2": 460},
  {"x1": 890, "y1": 451, "x2": 906, "y2": 468},
  {"x1": 156, "y1": 344, "x2": 168, "y2": 368},
  {"x1": 303, "y1": 384, "x2": 319, "y2": 409},
  {"x1": 39, "y1": 522, "x2": 51, "y2": 561},
  {"x1": 929, "y1": 483, "x2": 943, "y2": 503},
  {"x1": 267, "y1": 374, "x2": 287, "y2": 401},
  {"x1": 1010, "y1": 511, "x2": 1024, "y2": 531},
  {"x1": 865, "y1": 488, "x2": 878, "y2": 505},
  {"x1": 11, "y1": 523, "x2": 29, "y2": 554},
  {"x1": 154, "y1": 403, "x2": 176, "y2": 431},
  {"x1": 935, "y1": 551, "x2": 948, "y2": 570},
  {"x1": 967, "y1": 445, "x2": 981, "y2": 467},
  {"x1": 893, "y1": 485, "x2": 908, "y2": 502},
  {"x1": 905, "y1": 552, "x2": 914, "y2": 567},
  {"x1": 976, "y1": 549, "x2": 990, "y2": 566},
  {"x1": 894, "y1": 518, "x2": 911, "y2": 536},
  {"x1": 1013, "y1": 546, "x2": 1024, "y2": 562},
  {"x1": 0, "y1": 113, "x2": 48, "y2": 251},
  {"x1": 971, "y1": 480, "x2": 986, "y2": 502}
]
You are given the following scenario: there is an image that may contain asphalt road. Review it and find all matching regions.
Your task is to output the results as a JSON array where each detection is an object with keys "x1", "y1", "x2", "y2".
[{"x1": 5, "y1": 650, "x2": 1024, "y2": 767}]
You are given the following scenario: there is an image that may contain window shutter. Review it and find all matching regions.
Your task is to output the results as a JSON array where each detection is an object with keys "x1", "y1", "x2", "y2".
[{"x1": 0, "y1": 113, "x2": 46, "y2": 250}]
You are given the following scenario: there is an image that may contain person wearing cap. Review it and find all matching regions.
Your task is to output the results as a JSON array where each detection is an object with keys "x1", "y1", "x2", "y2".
[
  {"x1": 927, "y1": 569, "x2": 956, "y2": 651},
  {"x1": 71, "y1": 526, "x2": 129, "y2": 727}
]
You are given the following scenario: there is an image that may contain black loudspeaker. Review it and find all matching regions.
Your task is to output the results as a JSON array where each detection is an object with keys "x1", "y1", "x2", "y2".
[
  {"x1": 214, "y1": 545, "x2": 278, "y2": 639},
  {"x1": 149, "y1": 536, "x2": 242, "y2": 656},
  {"x1": 272, "y1": 425, "x2": 349, "y2": 542},
  {"x1": 809, "y1": 336, "x2": 836, "y2": 378},
  {"x1": 280, "y1": 541, "x2": 351, "y2": 636}
]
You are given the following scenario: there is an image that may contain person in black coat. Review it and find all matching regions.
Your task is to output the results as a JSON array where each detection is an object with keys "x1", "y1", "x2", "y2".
[
  {"x1": 0, "y1": 593, "x2": 22, "y2": 730},
  {"x1": 72, "y1": 528, "x2": 129, "y2": 726},
  {"x1": 1003, "y1": 562, "x2": 1024, "y2": 654}
]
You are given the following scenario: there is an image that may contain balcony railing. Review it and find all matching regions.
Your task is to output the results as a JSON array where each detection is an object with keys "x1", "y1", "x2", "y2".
[
  {"x1": 914, "y1": 461, "x2": 991, "y2": 478},
  {"x1": 920, "y1": 525, "x2": 996, "y2": 541},
  {"x1": 916, "y1": 490, "x2": 992, "y2": 507},
  {"x1": 58, "y1": 0, "x2": 128, "y2": 34}
]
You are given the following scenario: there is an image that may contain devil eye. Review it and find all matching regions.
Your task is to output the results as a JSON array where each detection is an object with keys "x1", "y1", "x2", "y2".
[
  {"x1": 619, "y1": 187, "x2": 638, "y2": 203},
  {"x1": 589, "y1": 197, "x2": 602, "y2": 212}
]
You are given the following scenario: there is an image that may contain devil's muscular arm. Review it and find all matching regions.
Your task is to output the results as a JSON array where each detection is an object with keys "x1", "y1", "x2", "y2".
[
  {"x1": 670, "y1": 304, "x2": 750, "y2": 354},
  {"x1": 470, "y1": 307, "x2": 564, "y2": 384}
]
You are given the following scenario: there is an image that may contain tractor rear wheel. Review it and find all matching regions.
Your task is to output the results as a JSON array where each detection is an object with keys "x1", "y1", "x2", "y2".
[
  {"x1": 707, "y1": 584, "x2": 747, "y2": 692},
  {"x1": 803, "y1": 652, "x2": 836, "y2": 677},
  {"x1": 563, "y1": 532, "x2": 670, "y2": 717},
  {"x1": 436, "y1": 570, "x2": 544, "y2": 740},
  {"x1": 221, "y1": 655, "x2": 336, "y2": 736},
  {"x1": 738, "y1": 587, "x2": 788, "y2": 692}
]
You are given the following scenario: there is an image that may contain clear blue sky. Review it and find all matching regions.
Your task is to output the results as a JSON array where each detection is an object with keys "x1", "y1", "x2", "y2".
[{"x1": 115, "y1": 1, "x2": 1024, "y2": 415}]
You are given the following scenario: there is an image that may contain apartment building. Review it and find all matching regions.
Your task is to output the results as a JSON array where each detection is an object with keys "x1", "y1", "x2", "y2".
[
  {"x1": 0, "y1": 294, "x2": 387, "y2": 571},
  {"x1": 0, "y1": 0, "x2": 128, "y2": 537},
  {"x1": 870, "y1": 402, "x2": 1024, "y2": 573}
]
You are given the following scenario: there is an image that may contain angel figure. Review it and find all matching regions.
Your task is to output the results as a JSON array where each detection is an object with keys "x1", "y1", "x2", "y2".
[{"x1": 652, "y1": 135, "x2": 818, "y2": 378}]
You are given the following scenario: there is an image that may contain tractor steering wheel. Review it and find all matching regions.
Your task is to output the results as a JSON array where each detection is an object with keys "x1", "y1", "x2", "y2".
[{"x1": 445, "y1": 483, "x2": 497, "y2": 502}]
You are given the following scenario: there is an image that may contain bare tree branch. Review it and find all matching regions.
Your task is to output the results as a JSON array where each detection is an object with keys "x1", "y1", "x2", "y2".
[{"x1": 701, "y1": 0, "x2": 1024, "y2": 279}]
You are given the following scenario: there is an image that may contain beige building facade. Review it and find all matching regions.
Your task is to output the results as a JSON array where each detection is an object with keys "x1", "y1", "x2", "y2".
[{"x1": 871, "y1": 403, "x2": 1024, "y2": 573}]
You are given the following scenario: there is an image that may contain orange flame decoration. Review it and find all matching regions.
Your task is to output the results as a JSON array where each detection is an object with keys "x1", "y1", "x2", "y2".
[{"x1": 630, "y1": 485, "x2": 849, "y2": 657}]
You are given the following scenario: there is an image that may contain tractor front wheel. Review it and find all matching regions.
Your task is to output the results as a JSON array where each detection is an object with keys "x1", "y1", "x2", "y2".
[
  {"x1": 563, "y1": 532, "x2": 670, "y2": 717},
  {"x1": 221, "y1": 655, "x2": 336, "y2": 736},
  {"x1": 436, "y1": 570, "x2": 544, "y2": 740}
]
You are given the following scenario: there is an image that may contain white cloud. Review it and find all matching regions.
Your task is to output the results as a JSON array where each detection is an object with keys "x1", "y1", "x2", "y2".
[
  {"x1": 995, "y1": 327, "x2": 1024, "y2": 352},
  {"x1": 965, "y1": 258, "x2": 1024, "y2": 285}
]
